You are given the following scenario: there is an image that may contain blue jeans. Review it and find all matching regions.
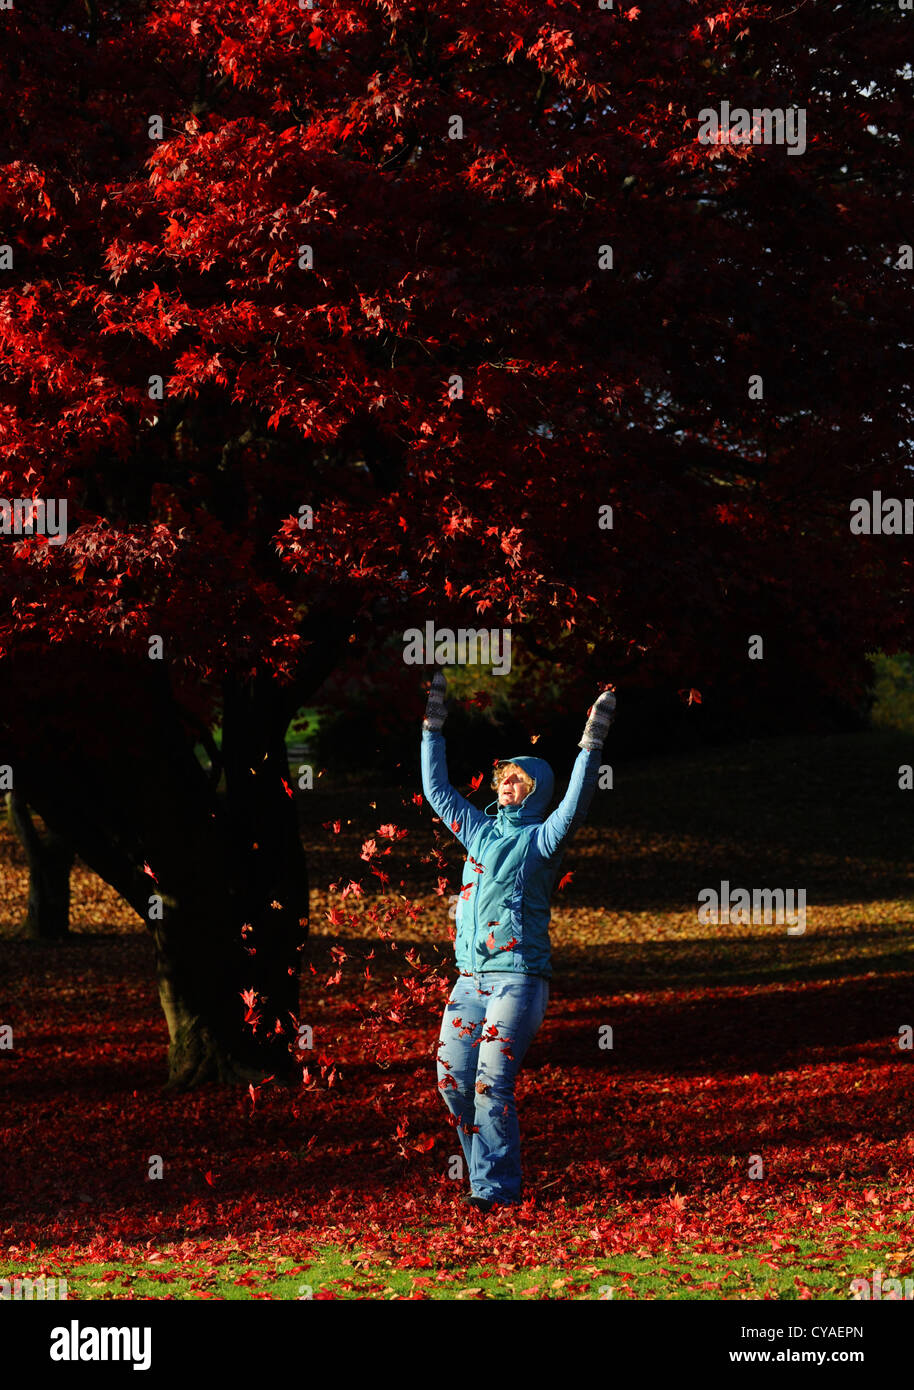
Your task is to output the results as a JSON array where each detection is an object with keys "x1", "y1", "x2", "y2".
[{"x1": 436, "y1": 970, "x2": 549, "y2": 1204}]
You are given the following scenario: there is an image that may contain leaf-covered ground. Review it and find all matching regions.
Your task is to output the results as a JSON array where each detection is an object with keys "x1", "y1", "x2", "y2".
[{"x1": 1, "y1": 730, "x2": 913, "y2": 1299}]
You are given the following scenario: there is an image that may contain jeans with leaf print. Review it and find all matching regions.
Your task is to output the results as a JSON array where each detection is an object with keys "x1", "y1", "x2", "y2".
[{"x1": 436, "y1": 969, "x2": 549, "y2": 1204}]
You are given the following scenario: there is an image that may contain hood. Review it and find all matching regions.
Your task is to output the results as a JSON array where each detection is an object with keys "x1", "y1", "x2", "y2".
[{"x1": 485, "y1": 754, "x2": 555, "y2": 829}]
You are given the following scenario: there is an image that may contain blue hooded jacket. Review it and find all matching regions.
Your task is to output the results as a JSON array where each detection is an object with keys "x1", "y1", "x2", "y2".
[{"x1": 420, "y1": 730, "x2": 603, "y2": 977}]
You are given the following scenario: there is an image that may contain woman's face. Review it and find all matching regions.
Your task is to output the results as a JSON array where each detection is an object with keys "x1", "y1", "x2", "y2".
[{"x1": 498, "y1": 770, "x2": 531, "y2": 806}]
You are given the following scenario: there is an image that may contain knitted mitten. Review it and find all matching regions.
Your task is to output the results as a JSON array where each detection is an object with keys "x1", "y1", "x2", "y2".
[
  {"x1": 423, "y1": 671, "x2": 449, "y2": 731},
  {"x1": 579, "y1": 687, "x2": 616, "y2": 750}
]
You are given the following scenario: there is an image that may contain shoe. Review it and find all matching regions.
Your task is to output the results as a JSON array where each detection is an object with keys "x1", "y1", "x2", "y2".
[{"x1": 461, "y1": 1192, "x2": 526, "y2": 1211}]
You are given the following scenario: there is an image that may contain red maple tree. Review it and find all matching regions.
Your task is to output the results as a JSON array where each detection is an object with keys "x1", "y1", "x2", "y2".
[{"x1": 0, "y1": 1, "x2": 910, "y2": 1084}]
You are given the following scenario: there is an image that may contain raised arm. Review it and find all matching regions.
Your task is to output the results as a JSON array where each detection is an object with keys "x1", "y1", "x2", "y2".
[
  {"x1": 420, "y1": 672, "x2": 488, "y2": 851},
  {"x1": 535, "y1": 687, "x2": 616, "y2": 860}
]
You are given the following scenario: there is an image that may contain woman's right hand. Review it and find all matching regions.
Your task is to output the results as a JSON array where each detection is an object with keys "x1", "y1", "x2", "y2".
[
  {"x1": 579, "y1": 685, "x2": 616, "y2": 750},
  {"x1": 423, "y1": 671, "x2": 448, "y2": 731}
]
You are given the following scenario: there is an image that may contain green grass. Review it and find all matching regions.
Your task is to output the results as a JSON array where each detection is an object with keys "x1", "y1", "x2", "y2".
[{"x1": 3, "y1": 1229, "x2": 910, "y2": 1300}]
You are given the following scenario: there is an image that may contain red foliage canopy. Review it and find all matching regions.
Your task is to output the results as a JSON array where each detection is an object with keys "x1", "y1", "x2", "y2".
[{"x1": 0, "y1": 0, "x2": 911, "y2": 715}]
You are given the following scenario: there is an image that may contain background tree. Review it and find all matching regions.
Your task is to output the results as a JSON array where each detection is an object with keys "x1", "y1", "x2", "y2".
[
  {"x1": 0, "y1": 0, "x2": 911, "y2": 1085},
  {"x1": 6, "y1": 791, "x2": 74, "y2": 941}
]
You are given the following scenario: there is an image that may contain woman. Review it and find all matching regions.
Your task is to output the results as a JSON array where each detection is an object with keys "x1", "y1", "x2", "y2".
[{"x1": 421, "y1": 671, "x2": 616, "y2": 1211}]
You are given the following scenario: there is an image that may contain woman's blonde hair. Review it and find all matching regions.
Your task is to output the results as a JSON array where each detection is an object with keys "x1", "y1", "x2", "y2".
[{"x1": 491, "y1": 762, "x2": 535, "y2": 796}]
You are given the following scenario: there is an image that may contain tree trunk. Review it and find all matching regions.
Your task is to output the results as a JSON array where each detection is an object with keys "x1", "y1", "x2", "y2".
[
  {"x1": 8, "y1": 792, "x2": 74, "y2": 941},
  {"x1": 4, "y1": 649, "x2": 310, "y2": 1090},
  {"x1": 125, "y1": 671, "x2": 310, "y2": 1091},
  {"x1": 146, "y1": 681, "x2": 310, "y2": 1091}
]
